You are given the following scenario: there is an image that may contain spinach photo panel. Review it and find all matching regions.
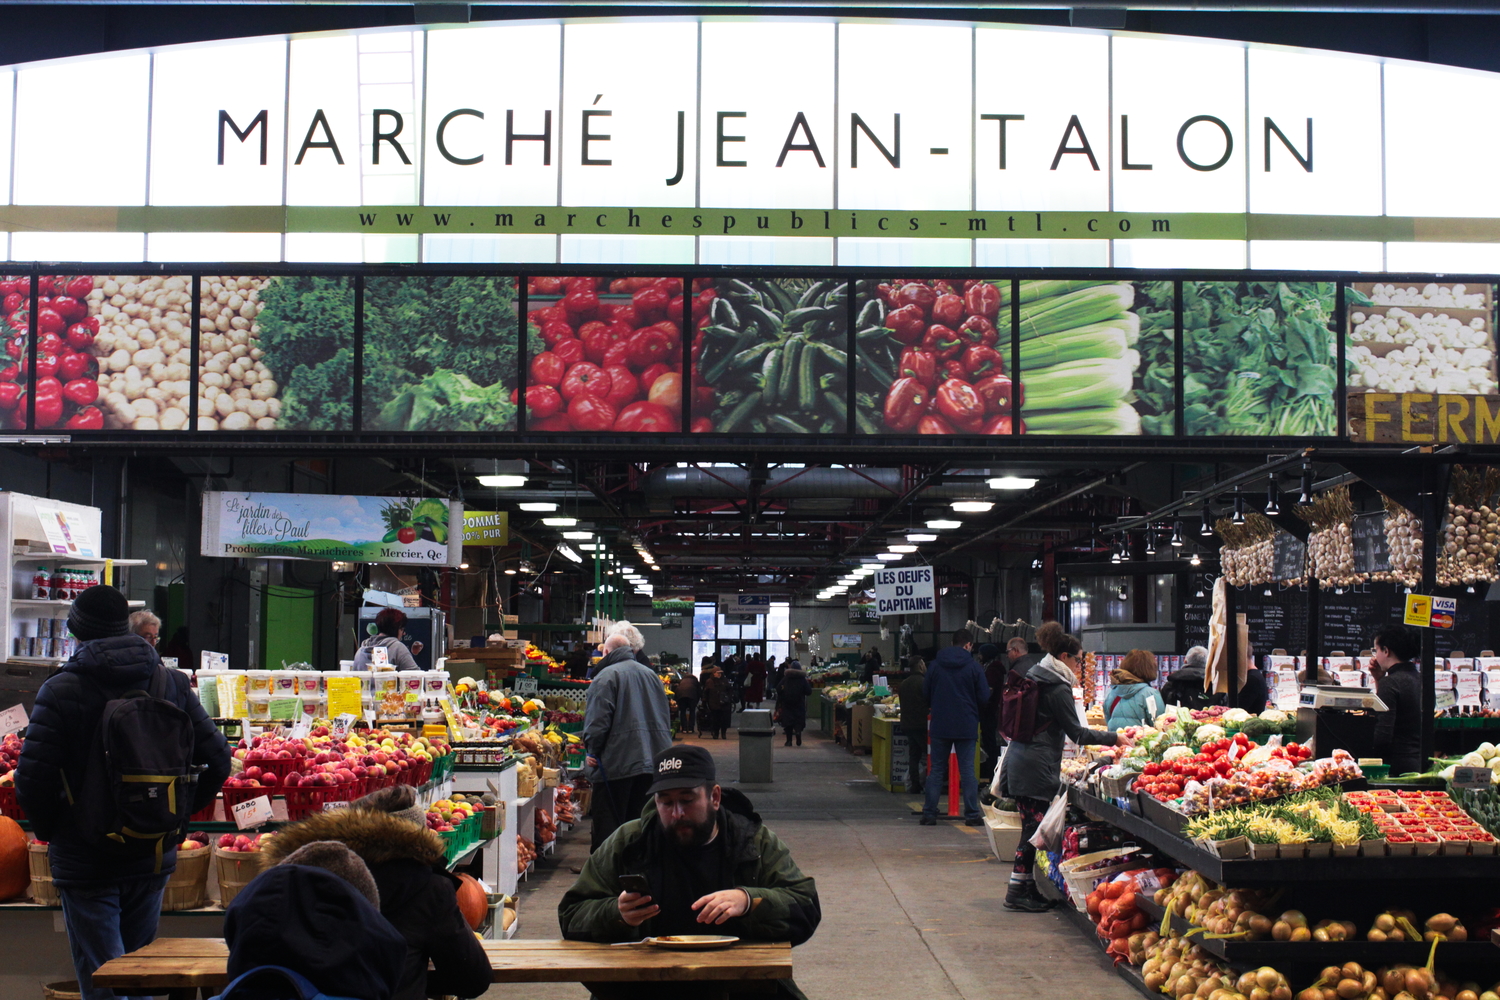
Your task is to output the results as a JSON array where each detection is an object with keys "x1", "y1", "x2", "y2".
[
  {"x1": 1180, "y1": 280, "x2": 1339, "y2": 437},
  {"x1": 362, "y1": 275, "x2": 520, "y2": 433}
]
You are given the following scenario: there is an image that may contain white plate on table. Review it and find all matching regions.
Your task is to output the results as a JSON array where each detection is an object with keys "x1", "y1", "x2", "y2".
[{"x1": 645, "y1": 935, "x2": 740, "y2": 950}]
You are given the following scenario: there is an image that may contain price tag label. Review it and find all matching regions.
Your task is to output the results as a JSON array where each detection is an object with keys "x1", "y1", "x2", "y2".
[
  {"x1": 1452, "y1": 766, "x2": 1493, "y2": 790},
  {"x1": 332, "y1": 713, "x2": 357, "y2": 737},
  {"x1": 1435, "y1": 688, "x2": 1458, "y2": 711},
  {"x1": 404, "y1": 690, "x2": 421, "y2": 704},
  {"x1": 371, "y1": 646, "x2": 390, "y2": 666},
  {"x1": 231, "y1": 795, "x2": 274, "y2": 830},
  {"x1": 1457, "y1": 673, "x2": 1483, "y2": 707},
  {"x1": 321, "y1": 799, "x2": 351, "y2": 812},
  {"x1": 289, "y1": 714, "x2": 312, "y2": 740},
  {"x1": 0, "y1": 704, "x2": 28, "y2": 737},
  {"x1": 514, "y1": 676, "x2": 538, "y2": 695}
]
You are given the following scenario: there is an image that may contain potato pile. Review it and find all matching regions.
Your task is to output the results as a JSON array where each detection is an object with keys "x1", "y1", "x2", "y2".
[{"x1": 196, "y1": 276, "x2": 279, "y2": 431}]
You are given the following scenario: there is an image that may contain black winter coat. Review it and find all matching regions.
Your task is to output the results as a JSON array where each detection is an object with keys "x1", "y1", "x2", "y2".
[
  {"x1": 775, "y1": 669, "x2": 811, "y2": 730},
  {"x1": 264, "y1": 807, "x2": 493, "y2": 1000},
  {"x1": 1373, "y1": 662, "x2": 1424, "y2": 774},
  {"x1": 16, "y1": 634, "x2": 231, "y2": 885}
]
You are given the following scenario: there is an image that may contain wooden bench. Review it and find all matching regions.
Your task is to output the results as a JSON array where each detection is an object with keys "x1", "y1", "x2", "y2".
[{"x1": 93, "y1": 937, "x2": 793, "y2": 999}]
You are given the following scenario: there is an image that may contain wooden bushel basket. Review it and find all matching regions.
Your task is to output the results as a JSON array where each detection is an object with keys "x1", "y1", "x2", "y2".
[
  {"x1": 162, "y1": 845, "x2": 211, "y2": 911},
  {"x1": 213, "y1": 846, "x2": 267, "y2": 907},
  {"x1": 28, "y1": 841, "x2": 57, "y2": 905}
]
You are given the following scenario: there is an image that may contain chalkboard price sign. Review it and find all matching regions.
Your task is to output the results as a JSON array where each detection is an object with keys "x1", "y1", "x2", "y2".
[{"x1": 1273, "y1": 532, "x2": 1307, "y2": 583}]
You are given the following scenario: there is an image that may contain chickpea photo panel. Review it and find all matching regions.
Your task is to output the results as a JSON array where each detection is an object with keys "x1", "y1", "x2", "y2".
[
  {"x1": 525, "y1": 276, "x2": 685, "y2": 433},
  {"x1": 1181, "y1": 280, "x2": 1338, "y2": 438},
  {"x1": 692, "y1": 277, "x2": 849, "y2": 436},
  {"x1": 361, "y1": 275, "x2": 519, "y2": 433},
  {"x1": 29, "y1": 274, "x2": 194, "y2": 433},
  {"x1": 200, "y1": 275, "x2": 354, "y2": 432}
]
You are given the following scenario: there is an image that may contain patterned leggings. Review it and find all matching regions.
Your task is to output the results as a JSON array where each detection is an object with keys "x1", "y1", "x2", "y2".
[{"x1": 1012, "y1": 795, "x2": 1050, "y2": 875}]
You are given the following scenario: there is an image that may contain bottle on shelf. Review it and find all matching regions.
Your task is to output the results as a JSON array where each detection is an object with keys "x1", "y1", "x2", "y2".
[
  {"x1": 53, "y1": 569, "x2": 71, "y2": 602},
  {"x1": 32, "y1": 565, "x2": 50, "y2": 600}
]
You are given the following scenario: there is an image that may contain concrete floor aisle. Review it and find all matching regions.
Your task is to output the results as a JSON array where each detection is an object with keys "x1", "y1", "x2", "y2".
[{"x1": 490, "y1": 721, "x2": 1138, "y2": 1000}]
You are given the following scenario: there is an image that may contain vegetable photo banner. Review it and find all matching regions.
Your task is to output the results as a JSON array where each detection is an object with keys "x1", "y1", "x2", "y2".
[{"x1": 200, "y1": 491, "x2": 463, "y2": 565}]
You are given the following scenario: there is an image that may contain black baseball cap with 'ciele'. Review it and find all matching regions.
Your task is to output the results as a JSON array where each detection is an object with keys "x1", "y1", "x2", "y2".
[{"x1": 647, "y1": 745, "x2": 717, "y2": 795}]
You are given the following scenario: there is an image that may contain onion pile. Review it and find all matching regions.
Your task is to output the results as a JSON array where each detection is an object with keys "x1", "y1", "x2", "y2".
[
  {"x1": 1438, "y1": 467, "x2": 1500, "y2": 587},
  {"x1": 1216, "y1": 514, "x2": 1278, "y2": 587},
  {"x1": 1381, "y1": 497, "x2": 1422, "y2": 588},
  {"x1": 1296, "y1": 485, "x2": 1360, "y2": 589}
]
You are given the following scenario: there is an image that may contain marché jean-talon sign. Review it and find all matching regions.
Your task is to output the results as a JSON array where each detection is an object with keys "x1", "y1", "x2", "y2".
[{"x1": 1, "y1": 17, "x2": 1497, "y2": 249}]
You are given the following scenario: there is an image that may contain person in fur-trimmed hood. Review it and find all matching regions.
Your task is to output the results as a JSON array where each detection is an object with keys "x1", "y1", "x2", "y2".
[{"x1": 263, "y1": 784, "x2": 492, "y2": 1000}]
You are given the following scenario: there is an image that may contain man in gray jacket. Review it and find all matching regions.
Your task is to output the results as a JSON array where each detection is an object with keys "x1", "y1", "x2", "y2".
[{"x1": 584, "y1": 621, "x2": 673, "y2": 852}]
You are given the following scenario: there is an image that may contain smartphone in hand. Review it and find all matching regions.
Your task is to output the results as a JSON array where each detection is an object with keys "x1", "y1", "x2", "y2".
[{"x1": 618, "y1": 874, "x2": 651, "y2": 896}]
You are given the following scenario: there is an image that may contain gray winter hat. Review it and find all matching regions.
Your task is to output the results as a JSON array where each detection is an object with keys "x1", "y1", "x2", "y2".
[
  {"x1": 354, "y1": 782, "x2": 426, "y2": 828},
  {"x1": 276, "y1": 841, "x2": 380, "y2": 910}
]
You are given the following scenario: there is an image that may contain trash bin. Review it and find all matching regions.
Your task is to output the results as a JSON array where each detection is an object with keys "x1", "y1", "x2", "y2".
[{"x1": 738, "y1": 709, "x2": 774, "y2": 783}]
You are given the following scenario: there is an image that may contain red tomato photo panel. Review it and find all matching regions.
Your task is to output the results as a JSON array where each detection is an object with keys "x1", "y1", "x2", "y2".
[
  {"x1": 11, "y1": 274, "x2": 194, "y2": 432},
  {"x1": 525, "y1": 276, "x2": 688, "y2": 433},
  {"x1": 690, "y1": 278, "x2": 849, "y2": 434},
  {"x1": 852, "y1": 278, "x2": 1014, "y2": 435}
]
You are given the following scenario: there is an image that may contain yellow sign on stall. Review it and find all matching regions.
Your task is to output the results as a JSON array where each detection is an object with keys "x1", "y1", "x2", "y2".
[
  {"x1": 462, "y1": 511, "x2": 509, "y2": 546},
  {"x1": 325, "y1": 675, "x2": 363, "y2": 719},
  {"x1": 1403, "y1": 594, "x2": 1432, "y2": 628}
]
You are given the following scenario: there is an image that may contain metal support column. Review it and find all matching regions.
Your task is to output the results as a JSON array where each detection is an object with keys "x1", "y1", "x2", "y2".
[
  {"x1": 1418, "y1": 462, "x2": 1442, "y2": 769},
  {"x1": 1306, "y1": 577, "x2": 1321, "y2": 683}
]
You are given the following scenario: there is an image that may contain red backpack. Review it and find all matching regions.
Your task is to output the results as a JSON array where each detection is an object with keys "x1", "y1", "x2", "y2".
[{"x1": 998, "y1": 669, "x2": 1051, "y2": 742}]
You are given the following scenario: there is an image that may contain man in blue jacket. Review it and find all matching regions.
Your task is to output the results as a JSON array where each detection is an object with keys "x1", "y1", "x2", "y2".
[
  {"x1": 920, "y1": 629, "x2": 990, "y2": 827},
  {"x1": 17, "y1": 586, "x2": 231, "y2": 1000}
]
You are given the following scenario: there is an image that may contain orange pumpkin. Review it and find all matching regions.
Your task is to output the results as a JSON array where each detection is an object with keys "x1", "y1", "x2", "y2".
[
  {"x1": 0, "y1": 816, "x2": 27, "y2": 901},
  {"x1": 455, "y1": 872, "x2": 487, "y2": 930}
]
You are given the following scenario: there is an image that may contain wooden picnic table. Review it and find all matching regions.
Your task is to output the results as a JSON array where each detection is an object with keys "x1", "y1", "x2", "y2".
[{"x1": 93, "y1": 937, "x2": 793, "y2": 999}]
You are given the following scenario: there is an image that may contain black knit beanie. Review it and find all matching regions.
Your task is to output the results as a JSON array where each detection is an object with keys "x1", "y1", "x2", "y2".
[{"x1": 67, "y1": 585, "x2": 131, "y2": 641}]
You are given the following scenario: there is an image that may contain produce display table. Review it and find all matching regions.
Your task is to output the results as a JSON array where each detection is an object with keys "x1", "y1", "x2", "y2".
[{"x1": 93, "y1": 938, "x2": 793, "y2": 998}]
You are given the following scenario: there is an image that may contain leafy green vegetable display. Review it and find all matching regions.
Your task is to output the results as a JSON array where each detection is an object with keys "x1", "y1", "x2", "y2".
[
  {"x1": 362, "y1": 276, "x2": 519, "y2": 432},
  {"x1": 1137, "y1": 281, "x2": 1338, "y2": 437},
  {"x1": 255, "y1": 276, "x2": 356, "y2": 430}
]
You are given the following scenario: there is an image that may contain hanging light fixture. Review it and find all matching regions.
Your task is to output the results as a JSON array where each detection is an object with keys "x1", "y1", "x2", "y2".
[
  {"x1": 1170, "y1": 520, "x2": 1184, "y2": 548},
  {"x1": 1144, "y1": 527, "x2": 1158, "y2": 556},
  {"x1": 1298, "y1": 462, "x2": 1314, "y2": 505},
  {"x1": 1232, "y1": 489, "x2": 1247, "y2": 525},
  {"x1": 1190, "y1": 551, "x2": 1202, "y2": 567},
  {"x1": 1265, "y1": 478, "x2": 1281, "y2": 516},
  {"x1": 1110, "y1": 539, "x2": 1122, "y2": 564},
  {"x1": 1199, "y1": 499, "x2": 1215, "y2": 537}
]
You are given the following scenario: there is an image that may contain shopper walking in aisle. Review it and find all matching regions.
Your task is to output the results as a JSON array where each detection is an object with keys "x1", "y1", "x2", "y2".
[
  {"x1": 766, "y1": 654, "x2": 781, "y2": 700},
  {"x1": 700, "y1": 662, "x2": 731, "y2": 738},
  {"x1": 1234, "y1": 646, "x2": 1269, "y2": 713},
  {"x1": 352, "y1": 608, "x2": 422, "y2": 671},
  {"x1": 775, "y1": 658, "x2": 812, "y2": 746},
  {"x1": 897, "y1": 657, "x2": 929, "y2": 794},
  {"x1": 16, "y1": 585, "x2": 231, "y2": 1000},
  {"x1": 1369, "y1": 624, "x2": 1424, "y2": 776},
  {"x1": 1161, "y1": 645, "x2": 1212, "y2": 709},
  {"x1": 583, "y1": 621, "x2": 674, "y2": 852},
  {"x1": 999, "y1": 622, "x2": 1126, "y2": 912},
  {"x1": 559, "y1": 745, "x2": 821, "y2": 1000},
  {"x1": 1103, "y1": 650, "x2": 1164, "y2": 731},
  {"x1": 920, "y1": 630, "x2": 990, "y2": 827},
  {"x1": 672, "y1": 669, "x2": 700, "y2": 739},
  {"x1": 977, "y1": 643, "x2": 1004, "y2": 782},
  {"x1": 744, "y1": 653, "x2": 768, "y2": 709},
  {"x1": 262, "y1": 784, "x2": 492, "y2": 1000}
]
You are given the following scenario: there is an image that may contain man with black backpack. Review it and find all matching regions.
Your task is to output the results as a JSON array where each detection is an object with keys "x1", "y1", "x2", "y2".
[{"x1": 18, "y1": 585, "x2": 231, "y2": 1000}]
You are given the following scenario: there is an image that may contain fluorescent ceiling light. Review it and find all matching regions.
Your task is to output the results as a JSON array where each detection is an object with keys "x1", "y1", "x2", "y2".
[
  {"x1": 926, "y1": 519, "x2": 962, "y2": 530},
  {"x1": 518, "y1": 501, "x2": 558, "y2": 512},
  {"x1": 478, "y1": 475, "x2": 526, "y2": 488},
  {"x1": 856, "y1": 567, "x2": 877, "y2": 576},
  {"x1": 876, "y1": 552, "x2": 902, "y2": 561},
  {"x1": 859, "y1": 556, "x2": 884, "y2": 564},
  {"x1": 542, "y1": 516, "x2": 578, "y2": 527},
  {"x1": 905, "y1": 532, "x2": 937, "y2": 542},
  {"x1": 504, "y1": 568, "x2": 517, "y2": 575},
  {"x1": 989, "y1": 476, "x2": 1038, "y2": 490},
  {"x1": 562, "y1": 530, "x2": 593, "y2": 540},
  {"x1": 951, "y1": 500, "x2": 994, "y2": 513},
  {"x1": 889, "y1": 544, "x2": 918, "y2": 553},
  {"x1": 558, "y1": 545, "x2": 582, "y2": 563}
]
